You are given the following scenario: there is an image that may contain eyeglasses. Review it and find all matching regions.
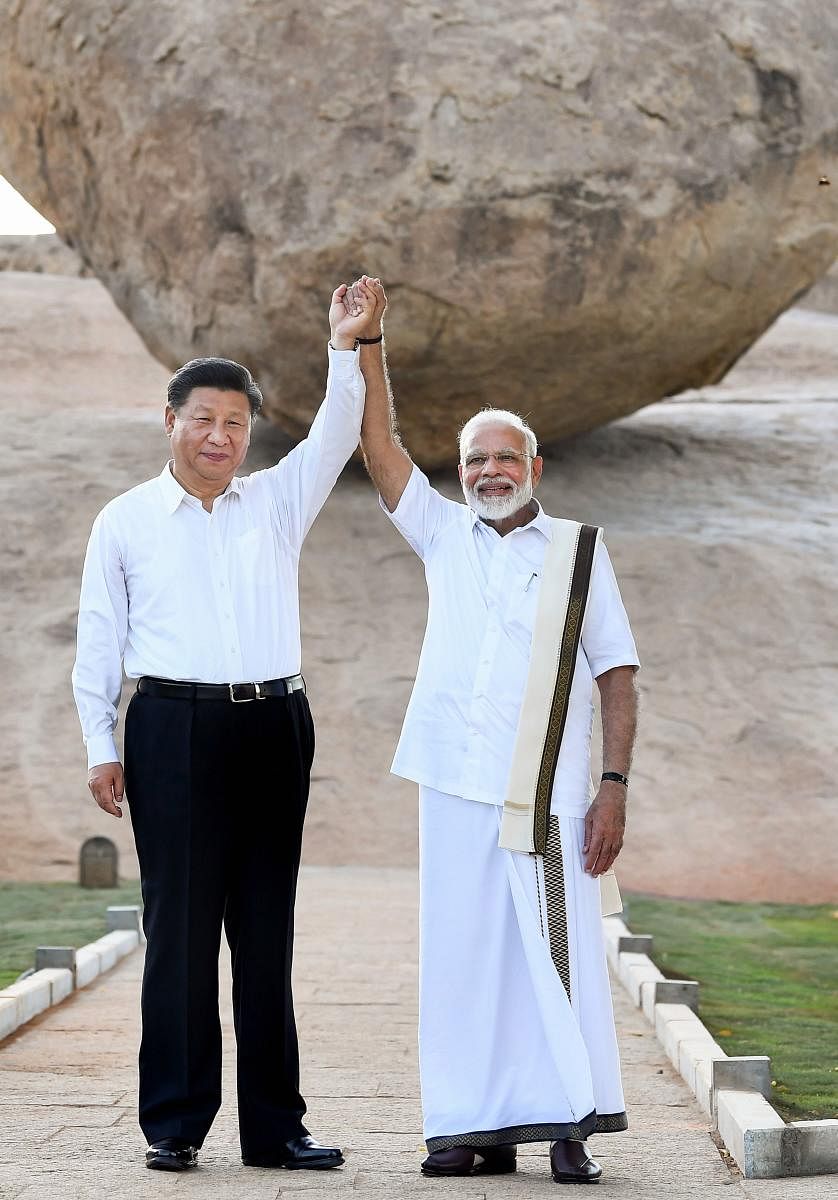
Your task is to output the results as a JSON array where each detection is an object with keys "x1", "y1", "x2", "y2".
[{"x1": 462, "y1": 450, "x2": 533, "y2": 470}]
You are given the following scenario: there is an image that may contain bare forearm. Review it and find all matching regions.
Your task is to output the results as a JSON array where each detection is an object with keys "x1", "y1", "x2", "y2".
[
  {"x1": 359, "y1": 339, "x2": 412, "y2": 511},
  {"x1": 583, "y1": 666, "x2": 637, "y2": 876},
  {"x1": 359, "y1": 339, "x2": 396, "y2": 446},
  {"x1": 597, "y1": 666, "x2": 638, "y2": 776}
]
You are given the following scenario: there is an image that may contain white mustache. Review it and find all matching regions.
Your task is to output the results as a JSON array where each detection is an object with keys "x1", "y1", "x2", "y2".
[{"x1": 464, "y1": 473, "x2": 533, "y2": 518}]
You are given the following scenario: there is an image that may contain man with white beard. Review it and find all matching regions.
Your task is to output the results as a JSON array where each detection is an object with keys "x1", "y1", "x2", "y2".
[{"x1": 353, "y1": 277, "x2": 639, "y2": 1185}]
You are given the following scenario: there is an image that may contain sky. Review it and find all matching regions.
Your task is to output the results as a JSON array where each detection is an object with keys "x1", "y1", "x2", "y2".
[{"x1": 0, "y1": 175, "x2": 54, "y2": 234}]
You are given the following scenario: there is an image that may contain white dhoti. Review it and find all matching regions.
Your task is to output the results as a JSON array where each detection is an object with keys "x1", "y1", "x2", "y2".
[{"x1": 419, "y1": 786, "x2": 627, "y2": 1151}]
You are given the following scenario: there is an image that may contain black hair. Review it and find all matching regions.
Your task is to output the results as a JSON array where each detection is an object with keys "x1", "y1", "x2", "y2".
[{"x1": 167, "y1": 357, "x2": 263, "y2": 417}]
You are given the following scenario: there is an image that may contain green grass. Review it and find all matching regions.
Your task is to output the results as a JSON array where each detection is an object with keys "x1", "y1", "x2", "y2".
[
  {"x1": 0, "y1": 881, "x2": 142, "y2": 989},
  {"x1": 623, "y1": 893, "x2": 838, "y2": 1122}
]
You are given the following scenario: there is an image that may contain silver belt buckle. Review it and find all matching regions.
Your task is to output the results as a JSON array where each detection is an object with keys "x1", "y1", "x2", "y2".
[{"x1": 229, "y1": 681, "x2": 265, "y2": 703}]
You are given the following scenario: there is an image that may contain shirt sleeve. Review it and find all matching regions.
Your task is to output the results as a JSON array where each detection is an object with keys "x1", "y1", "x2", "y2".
[
  {"x1": 581, "y1": 540, "x2": 640, "y2": 678},
  {"x1": 379, "y1": 463, "x2": 462, "y2": 560},
  {"x1": 264, "y1": 343, "x2": 365, "y2": 549},
  {"x1": 71, "y1": 507, "x2": 129, "y2": 769}
]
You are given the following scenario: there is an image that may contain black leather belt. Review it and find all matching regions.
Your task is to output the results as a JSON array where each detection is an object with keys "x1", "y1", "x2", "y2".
[{"x1": 137, "y1": 675, "x2": 305, "y2": 703}]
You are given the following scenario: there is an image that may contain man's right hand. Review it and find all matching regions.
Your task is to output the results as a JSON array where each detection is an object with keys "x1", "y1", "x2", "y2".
[
  {"x1": 88, "y1": 761, "x2": 125, "y2": 818},
  {"x1": 348, "y1": 276, "x2": 387, "y2": 336}
]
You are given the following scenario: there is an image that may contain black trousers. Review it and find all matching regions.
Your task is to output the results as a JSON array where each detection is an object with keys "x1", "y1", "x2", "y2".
[{"x1": 124, "y1": 686, "x2": 315, "y2": 1155}]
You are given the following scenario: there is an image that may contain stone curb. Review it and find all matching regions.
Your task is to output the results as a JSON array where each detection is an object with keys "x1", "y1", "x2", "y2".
[
  {"x1": 603, "y1": 915, "x2": 838, "y2": 1179},
  {"x1": 0, "y1": 905, "x2": 143, "y2": 1043}
]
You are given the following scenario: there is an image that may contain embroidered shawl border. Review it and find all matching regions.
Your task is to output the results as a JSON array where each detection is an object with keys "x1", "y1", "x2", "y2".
[{"x1": 499, "y1": 520, "x2": 600, "y2": 856}]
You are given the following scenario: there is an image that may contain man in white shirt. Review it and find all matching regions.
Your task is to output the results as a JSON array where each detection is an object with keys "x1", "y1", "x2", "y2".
[
  {"x1": 354, "y1": 277, "x2": 639, "y2": 1185},
  {"x1": 72, "y1": 282, "x2": 378, "y2": 1173}
]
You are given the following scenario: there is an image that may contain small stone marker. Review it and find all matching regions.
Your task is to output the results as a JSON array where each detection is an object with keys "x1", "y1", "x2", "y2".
[
  {"x1": 35, "y1": 947, "x2": 76, "y2": 973},
  {"x1": 617, "y1": 933, "x2": 655, "y2": 955},
  {"x1": 79, "y1": 836, "x2": 118, "y2": 888},
  {"x1": 653, "y1": 978, "x2": 700, "y2": 1012},
  {"x1": 106, "y1": 905, "x2": 142, "y2": 932}
]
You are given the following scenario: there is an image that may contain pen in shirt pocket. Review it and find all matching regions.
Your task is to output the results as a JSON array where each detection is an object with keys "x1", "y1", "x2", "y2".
[{"x1": 524, "y1": 571, "x2": 538, "y2": 591}]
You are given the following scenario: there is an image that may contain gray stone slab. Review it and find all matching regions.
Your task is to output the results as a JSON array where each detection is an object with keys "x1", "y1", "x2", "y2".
[
  {"x1": 105, "y1": 905, "x2": 142, "y2": 932},
  {"x1": 713, "y1": 1056, "x2": 773, "y2": 1105},
  {"x1": 783, "y1": 1120, "x2": 838, "y2": 1176},
  {"x1": 618, "y1": 933, "x2": 655, "y2": 955},
  {"x1": 34, "y1": 948, "x2": 76, "y2": 973},
  {"x1": 652, "y1": 978, "x2": 701, "y2": 1012}
]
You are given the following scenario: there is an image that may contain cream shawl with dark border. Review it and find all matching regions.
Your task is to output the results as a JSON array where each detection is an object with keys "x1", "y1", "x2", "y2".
[{"x1": 498, "y1": 518, "x2": 622, "y2": 916}]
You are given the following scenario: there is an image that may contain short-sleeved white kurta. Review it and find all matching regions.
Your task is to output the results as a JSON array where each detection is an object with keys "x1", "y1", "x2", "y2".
[{"x1": 383, "y1": 466, "x2": 640, "y2": 815}]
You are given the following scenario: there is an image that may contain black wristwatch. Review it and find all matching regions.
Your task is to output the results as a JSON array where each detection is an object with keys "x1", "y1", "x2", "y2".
[{"x1": 601, "y1": 772, "x2": 629, "y2": 787}]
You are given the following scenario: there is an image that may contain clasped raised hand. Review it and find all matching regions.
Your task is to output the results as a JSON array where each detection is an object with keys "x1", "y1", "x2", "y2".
[
  {"x1": 347, "y1": 275, "x2": 386, "y2": 337},
  {"x1": 329, "y1": 276, "x2": 378, "y2": 348}
]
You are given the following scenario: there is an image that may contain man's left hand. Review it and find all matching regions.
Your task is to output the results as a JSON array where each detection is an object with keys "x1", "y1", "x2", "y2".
[
  {"x1": 349, "y1": 275, "x2": 386, "y2": 337},
  {"x1": 582, "y1": 782, "x2": 626, "y2": 877}
]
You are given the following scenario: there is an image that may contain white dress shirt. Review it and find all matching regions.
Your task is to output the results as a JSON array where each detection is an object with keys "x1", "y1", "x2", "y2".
[
  {"x1": 73, "y1": 345, "x2": 365, "y2": 769},
  {"x1": 384, "y1": 466, "x2": 640, "y2": 816}
]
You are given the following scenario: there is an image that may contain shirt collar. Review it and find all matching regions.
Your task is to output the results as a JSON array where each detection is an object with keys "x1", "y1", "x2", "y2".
[
  {"x1": 469, "y1": 497, "x2": 553, "y2": 540},
  {"x1": 158, "y1": 462, "x2": 243, "y2": 514}
]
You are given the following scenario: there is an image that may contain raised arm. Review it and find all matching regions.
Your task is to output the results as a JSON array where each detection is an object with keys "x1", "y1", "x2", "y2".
[
  {"x1": 354, "y1": 277, "x2": 413, "y2": 512},
  {"x1": 266, "y1": 282, "x2": 375, "y2": 546}
]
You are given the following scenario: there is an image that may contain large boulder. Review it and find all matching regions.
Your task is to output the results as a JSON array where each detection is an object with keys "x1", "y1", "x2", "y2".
[{"x1": 1, "y1": 0, "x2": 836, "y2": 465}]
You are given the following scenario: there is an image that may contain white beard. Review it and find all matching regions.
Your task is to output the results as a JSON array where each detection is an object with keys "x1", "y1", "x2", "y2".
[{"x1": 462, "y1": 474, "x2": 534, "y2": 521}]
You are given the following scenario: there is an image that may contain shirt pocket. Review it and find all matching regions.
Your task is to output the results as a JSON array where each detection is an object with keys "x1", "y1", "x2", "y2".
[
  {"x1": 235, "y1": 525, "x2": 277, "y2": 587},
  {"x1": 504, "y1": 569, "x2": 540, "y2": 648}
]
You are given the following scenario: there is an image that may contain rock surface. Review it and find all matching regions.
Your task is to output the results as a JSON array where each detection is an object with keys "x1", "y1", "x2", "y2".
[
  {"x1": 0, "y1": 233, "x2": 86, "y2": 276},
  {"x1": 804, "y1": 258, "x2": 838, "y2": 314},
  {"x1": 0, "y1": 2, "x2": 836, "y2": 465}
]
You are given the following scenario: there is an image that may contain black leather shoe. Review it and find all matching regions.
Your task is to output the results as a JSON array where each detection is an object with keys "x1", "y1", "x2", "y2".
[
  {"x1": 550, "y1": 1138, "x2": 602, "y2": 1183},
  {"x1": 145, "y1": 1138, "x2": 198, "y2": 1171},
  {"x1": 242, "y1": 1134, "x2": 344, "y2": 1169},
  {"x1": 421, "y1": 1144, "x2": 517, "y2": 1176}
]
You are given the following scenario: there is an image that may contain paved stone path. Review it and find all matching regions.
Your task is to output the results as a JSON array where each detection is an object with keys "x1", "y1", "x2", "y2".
[{"x1": 0, "y1": 867, "x2": 835, "y2": 1199}]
